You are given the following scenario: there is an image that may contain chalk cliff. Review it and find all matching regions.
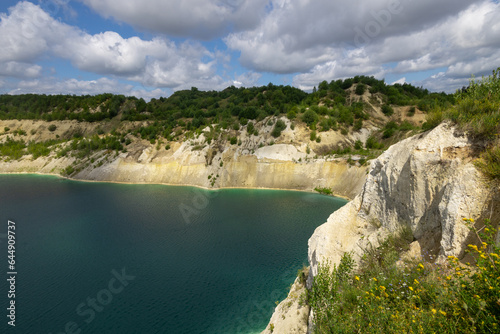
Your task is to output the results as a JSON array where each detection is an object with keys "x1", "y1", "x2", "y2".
[
  {"x1": 262, "y1": 122, "x2": 497, "y2": 334},
  {"x1": 0, "y1": 119, "x2": 368, "y2": 198}
]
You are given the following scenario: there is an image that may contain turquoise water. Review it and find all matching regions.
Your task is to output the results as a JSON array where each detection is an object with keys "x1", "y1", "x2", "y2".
[{"x1": 0, "y1": 174, "x2": 346, "y2": 333}]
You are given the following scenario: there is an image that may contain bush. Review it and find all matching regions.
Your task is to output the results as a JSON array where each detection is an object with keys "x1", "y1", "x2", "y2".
[
  {"x1": 365, "y1": 136, "x2": 384, "y2": 149},
  {"x1": 48, "y1": 124, "x2": 57, "y2": 132},
  {"x1": 271, "y1": 119, "x2": 287, "y2": 138},
  {"x1": 308, "y1": 221, "x2": 500, "y2": 334},
  {"x1": 314, "y1": 187, "x2": 333, "y2": 195},
  {"x1": 449, "y1": 68, "x2": 500, "y2": 139},
  {"x1": 475, "y1": 145, "x2": 500, "y2": 180},
  {"x1": 302, "y1": 109, "x2": 319, "y2": 127},
  {"x1": 355, "y1": 83, "x2": 366, "y2": 95},
  {"x1": 381, "y1": 104, "x2": 394, "y2": 116},
  {"x1": 310, "y1": 130, "x2": 317, "y2": 141},
  {"x1": 407, "y1": 106, "x2": 416, "y2": 117},
  {"x1": 229, "y1": 136, "x2": 237, "y2": 145},
  {"x1": 422, "y1": 109, "x2": 443, "y2": 131}
]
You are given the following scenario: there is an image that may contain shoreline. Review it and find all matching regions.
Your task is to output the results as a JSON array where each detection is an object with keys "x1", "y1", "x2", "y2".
[{"x1": 0, "y1": 171, "x2": 353, "y2": 201}]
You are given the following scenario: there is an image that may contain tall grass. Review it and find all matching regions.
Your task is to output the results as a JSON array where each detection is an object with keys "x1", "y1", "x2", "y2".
[
  {"x1": 450, "y1": 68, "x2": 500, "y2": 139},
  {"x1": 308, "y1": 220, "x2": 499, "y2": 333}
]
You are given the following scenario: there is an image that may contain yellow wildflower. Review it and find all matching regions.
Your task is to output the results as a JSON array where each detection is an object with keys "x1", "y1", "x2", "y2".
[
  {"x1": 431, "y1": 309, "x2": 437, "y2": 314},
  {"x1": 440, "y1": 310, "x2": 447, "y2": 316},
  {"x1": 409, "y1": 286, "x2": 414, "y2": 291},
  {"x1": 418, "y1": 263, "x2": 424, "y2": 269},
  {"x1": 414, "y1": 279, "x2": 419, "y2": 285},
  {"x1": 355, "y1": 276, "x2": 360, "y2": 281},
  {"x1": 373, "y1": 277, "x2": 377, "y2": 282}
]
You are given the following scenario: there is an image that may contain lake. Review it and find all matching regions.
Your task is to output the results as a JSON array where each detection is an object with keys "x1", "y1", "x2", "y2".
[{"x1": 0, "y1": 174, "x2": 346, "y2": 334}]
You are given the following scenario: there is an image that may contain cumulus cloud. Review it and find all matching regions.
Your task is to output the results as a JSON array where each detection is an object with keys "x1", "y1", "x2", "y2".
[
  {"x1": 226, "y1": 0, "x2": 479, "y2": 73},
  {"x1": 4, "y1": 77, "x2": 170, "y2": 100},
  {"x1": 287, "y1": 0, "x2": 500, "y2": 92},
  {"x1": 81, "y1": 0, "x2": 269, "y2": 39},
  {"x1": 0, "y1": 1, "x2": 226, "y2": 90},
  {"x1": 2, "y1": 0, "x2": 500, "y2": 97}
]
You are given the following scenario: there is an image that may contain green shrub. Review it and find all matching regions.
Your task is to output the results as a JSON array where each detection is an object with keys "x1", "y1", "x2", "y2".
[
  {"x1": 271, "y1": 119, "x2": 287, "y2": 138},
  {"x1": 355, "y1": 83, "x2": 366, "y2": 95},
  {"x1": 381, "y1": 104, "x2": 394, "y2": 116},
  {"x1": 314, "y1": 187, "x2": 333, "y2": 195},
  {"x1": 308, "y1": 221, "x2": 500, "y2": 334},
  {"x1": 353, "y1": 119, "x2": 363, "y2": 131},
  {"x1": 48, "y1": 124, "x2": 57, "y2": 132},
  {"x1": 422, "y1": 109, "x2": 443, "y2": 131},
  {"x1": 310, "y1": 130, "x2": 317, "y2": 141},
  {"x1": 302, "y1": 109, "x2": 319, "y2": 127},
  {"x1": 0, "y1": 137, "x2": 26, "y2": 160},
  {"x1": 365, "y1": 136, "x2": 384, "y2": 150},
  {"x1": 229, "y1": 136, "x2": 237, "y2": 145},
  {"x1": 475, "y1": 145, "x2": 500, "y2": 180}
]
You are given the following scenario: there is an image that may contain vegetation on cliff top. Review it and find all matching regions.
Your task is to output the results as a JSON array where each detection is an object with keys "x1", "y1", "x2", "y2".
[
  {"x1": 308, "y1": 219, "x2": 500, "y2": 334},
  {"x1": 0, "y1": 76, "x2": 453, "y2": 169},
  {"x1": 423, "y1": 68, "x2": 500, "y2": 180}
]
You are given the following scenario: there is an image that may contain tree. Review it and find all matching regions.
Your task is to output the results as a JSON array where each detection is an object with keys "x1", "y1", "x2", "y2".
[
  {"x1": 302, "y1": 109, "x2": 318, "y2": 127},
  {"x1": 355, "y1": 83, "x2": 366, "y2": 95}
]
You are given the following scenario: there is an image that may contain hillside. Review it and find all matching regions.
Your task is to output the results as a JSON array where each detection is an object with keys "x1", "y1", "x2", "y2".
[
  {"x1": 0, "y1": 76, "x2": 455, "y2": 195},
  {"x1": 261, "y1": 69, "x2": 500, "y2": 334}
]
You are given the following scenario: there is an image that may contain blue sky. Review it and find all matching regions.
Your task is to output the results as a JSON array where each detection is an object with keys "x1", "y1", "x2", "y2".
[{"x1": 0, "y1": 0, "x2": 499, "y2": 99}]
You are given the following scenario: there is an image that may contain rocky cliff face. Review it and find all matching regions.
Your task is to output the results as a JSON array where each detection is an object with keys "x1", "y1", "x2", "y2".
[
  {"x1": 263, "y1": 123, "x2": 497, "y2": 334},
  {"x1": 0, "y1": 119, "x2": 369, "y2": 198}
]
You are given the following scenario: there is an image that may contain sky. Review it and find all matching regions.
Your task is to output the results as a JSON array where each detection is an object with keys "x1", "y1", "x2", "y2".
[{"x1": 0, "y1": 0, "x2": 499, "y2": 100}]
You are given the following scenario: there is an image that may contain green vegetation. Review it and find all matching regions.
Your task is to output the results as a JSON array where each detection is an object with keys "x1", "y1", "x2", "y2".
[
  {"x1": 449, "y1": 68, "x2": 500, "y2": 139},
  {"x1": 0, "y1": 74, "x2": 463, "y2": 166},
  {"x1": 0, "y1": 137, "x2": 26, "y2": 160},
  {"x1": 308, "y1": 220, "x2": 499, "y2": 334},
  {"x1": 423, "y1": 67, "x2": 500, "y2": 180},
  {"x1": 381, "y1": 104, "x2": 394, "y2": 116},
  {"x1": 314, "y1": 187, "x2": 333, "y2": 195},
  {"x1": 271, "y1": 119, "x2": 287, "y2": 138},
  {"x1": 355, "y1": 83, "x2": 366, "y2": 95}
]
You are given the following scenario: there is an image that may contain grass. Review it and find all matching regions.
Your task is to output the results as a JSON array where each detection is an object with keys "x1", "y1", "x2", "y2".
[
  {"x1": 308, "y1": 221, "x2": 499, "y2": 334},
  {"x1": 423, "y1": 68, "x2": 500, "y2": 181}
]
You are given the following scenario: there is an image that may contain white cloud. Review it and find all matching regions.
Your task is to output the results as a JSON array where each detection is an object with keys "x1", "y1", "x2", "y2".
[
  {"x1": 0, "y1": 2, "x2": 227, "y2": 90},
  {"x1": 391, "y1": 77, "x2": 406, "y2": 85},
  {"x1": 4, "y1": 77, "x2": 170, "y2": 100},
  {"x1": 0, "y1": 61, "x2": 42, "y2": 78},
  {"x1": 289, "y1": 1, "x2": 500, "y2": 92},
  {"x1": 81, "y1": 0, "x2": 269, "y2": 39},
  {"x1": 226, "y1": 0, "x2": 479, "y2": 73}
]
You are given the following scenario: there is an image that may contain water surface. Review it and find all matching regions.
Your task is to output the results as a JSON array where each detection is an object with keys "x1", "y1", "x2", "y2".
[{"x1": 0, "y1": 174, "x2": 347, "y2": 333}]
